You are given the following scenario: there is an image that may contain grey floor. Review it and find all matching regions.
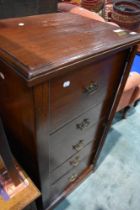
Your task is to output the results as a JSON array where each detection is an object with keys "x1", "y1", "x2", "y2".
[{"x1": 54, "y1": 102, "x2": 140, "y2": 210}]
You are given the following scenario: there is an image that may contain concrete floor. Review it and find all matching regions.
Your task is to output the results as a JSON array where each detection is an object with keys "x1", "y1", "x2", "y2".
[{"x1": 54, "y1": 102, "x2": 140, "y2": 210}]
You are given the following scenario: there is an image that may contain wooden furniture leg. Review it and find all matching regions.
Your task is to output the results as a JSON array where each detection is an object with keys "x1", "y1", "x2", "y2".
[
  {"x1": 134, "y1": 99, "x2": 140, "y2": 107},
  {"x1": 121, "y1": 106, "x2": 130, "y2": 119}
]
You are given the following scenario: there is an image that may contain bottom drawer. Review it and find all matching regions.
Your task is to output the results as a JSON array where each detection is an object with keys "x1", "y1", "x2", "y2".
[
  {"x1": 50, "y1": 158, "x2": 91, "y2": 202},
  {"x1": 50, "y1": 142, "x2": 93, "y2": 184}
]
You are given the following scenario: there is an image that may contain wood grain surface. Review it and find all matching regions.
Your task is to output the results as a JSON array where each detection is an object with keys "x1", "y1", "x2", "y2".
[
  {"x1": 0, "y1": 13, "x2": 140, "y2": 85},
  {"x1": 0, "y1": 13, "x2": 140, "y2": 210}
]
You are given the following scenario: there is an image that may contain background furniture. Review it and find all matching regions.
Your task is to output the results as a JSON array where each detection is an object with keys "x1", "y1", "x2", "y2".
[
  {"x1": 0, "y1": 0, "x2": 58, "y2": 19},
  {"x1": 0, "y1": 159, "x2": 40, "y2": 210},
  {"x1": 58, "y1": 2, "x2": 119, "y2": 26},
  {"x1": 132, "y1": 81, "x2": 140, "y2": 107},
  {"x1": 58, "y1": 2, "x2": 106, "y2": 21},
  {"x1": 116, "y1": 54, "x2": 140, "y2": 117},
  {"x1": 130, "y1": 54, "x2": 140, "y2": 105},
  {"x1": 116, "y1": 72, "x2": 140, "y2": 117},
  {"x1": 0, "y1": 118, "x2": 20, "y2": 186},
  {"x1": 0, "y1": 118, "x2": 40, "y2": 210},
  {"x1": 111, "y1": 0, "x2": 140, "y2": 29},
  {"x1": 81, "y1": 0, "x2": 104, "y2": 12},
  {"x1": 0, "y1": 13, "x2": 139, "y2": 210}
]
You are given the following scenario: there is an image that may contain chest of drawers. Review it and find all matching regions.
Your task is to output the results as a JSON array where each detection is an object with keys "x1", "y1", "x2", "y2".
[{"x1": 0, "y1": 13, "x2": 140, "y2": 210}]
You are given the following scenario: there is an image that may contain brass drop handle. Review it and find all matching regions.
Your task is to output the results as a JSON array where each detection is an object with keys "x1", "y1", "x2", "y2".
[
  {"x1": 84, "y1": 82, "x2": 98, "y2": 95},
  {"x1": 73, "y1": 140, "x2": 84, "y2": 152},
  {"x1": 69, "y1": 156, "x2": 80, "y2": 167},
  {"x1": 0, "y1": 72, "x2": 5, "y2": 80},
  {"x1": 76, "y1": 119, "x2": 90, "y2": 130},
  {"x1": 68, "y1": 173, "x2": 78, "y2": 183}
]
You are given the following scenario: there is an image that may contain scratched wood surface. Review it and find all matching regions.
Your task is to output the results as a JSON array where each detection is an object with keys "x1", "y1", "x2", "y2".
[{"x1": 0, "y1": 13, "x2": 140, "y2": 86}]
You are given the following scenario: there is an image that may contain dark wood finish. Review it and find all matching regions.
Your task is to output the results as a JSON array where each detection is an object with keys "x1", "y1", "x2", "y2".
[
  {"x1": 50, "y1": 105, "x2": 103, "y2": 171},
  {"x1": 0, "y1": 13, "x2": 140, "y2": 210},
  {"x1": 50, "y1": 52, "x2": 128, "y2": 130},
  {"x1": 50, "y1": 159, "x2": 91, "y2": 203},
  {"x1": 50, "y1": 142, "x2": 93, "y2": 184},
  {"x1": 0, "y1": 13, "x2": 139, "y2": 85},
  {"x1": 0, "y1": 0, "x2": 57, "y2": 19},
  {"x1": 47, "y1": 166, "x2": 93, "y2": 210}
]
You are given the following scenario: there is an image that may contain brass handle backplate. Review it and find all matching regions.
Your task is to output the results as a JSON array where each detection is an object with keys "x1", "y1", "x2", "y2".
[
  {"x1": 68, "y1": 173, "x2": 78, "y2": 183},
  {"x1": 84, "y1": 81, "x2": 98, "y2": 95},
  {"x1": 69, "y1": 156, "x2": 80, "y2": 167},
  {"x1": 0, "y1": 72, "x2": 5, "y2": 80},
  {"x1": 76, "y1": 119, "x2": 90, "y2": 130},
  {"x1": 73, "y1": 140, "x2": 84, "y2": 152}
]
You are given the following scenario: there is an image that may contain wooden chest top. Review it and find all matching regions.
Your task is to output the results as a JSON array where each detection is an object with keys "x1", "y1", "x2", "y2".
[{"x1": 0, "y1": 13, "x2": 140, "y2": 85}]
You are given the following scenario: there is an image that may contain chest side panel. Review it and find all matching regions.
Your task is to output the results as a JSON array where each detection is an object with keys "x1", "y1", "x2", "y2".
[{"x1": 0, "y1": 59, "x2": 38, "y2": 176}]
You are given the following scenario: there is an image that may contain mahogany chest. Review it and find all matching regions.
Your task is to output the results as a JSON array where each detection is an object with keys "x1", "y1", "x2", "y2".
[{"x1": 0, "y1": 13, "x2": 139, "y2": 210}]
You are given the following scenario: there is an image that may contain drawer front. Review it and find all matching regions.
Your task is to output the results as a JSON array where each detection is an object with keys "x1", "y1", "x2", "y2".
[
  {"x1": 50, "y1": 104, "x2": 103, "y2": 171},
  {"x1": 50, "y1": 160, "x2": 89, "y2": 203},
  {"x1": 50, "y1": 142, "x2": 93, "y2": 184},
  {"x1": 50, "y1": 57, "x2": 114, "y2": 131}
]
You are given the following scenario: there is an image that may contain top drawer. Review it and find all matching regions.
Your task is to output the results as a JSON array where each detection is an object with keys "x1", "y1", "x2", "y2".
[{"x1": 50, "y1": 53, "x2": 126, "y2": 131}]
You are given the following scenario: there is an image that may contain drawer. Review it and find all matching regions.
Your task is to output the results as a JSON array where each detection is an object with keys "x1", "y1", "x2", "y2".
[
  {"x1": 50, "y1": 142, "x2": 93, "y2": 184},
  {"x1": 49, "y1": 103, "x2": 103, "y2": 171},
  {"x1": 50, "y1": 57, "x2": 114, "y2": 131},
  {"x1": 50, "y1": 160, "x2": 89, "y2": 203}
]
